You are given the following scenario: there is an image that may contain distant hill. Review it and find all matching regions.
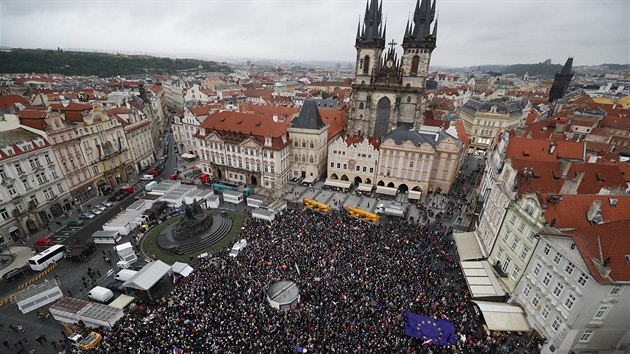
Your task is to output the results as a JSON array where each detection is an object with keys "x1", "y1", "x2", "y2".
[
  {"x1": 0, "y1": 49, "x2": 231, "y2": 77},
  {"x1": 501, "y1": 63, "x2": 563, "y2": 77}
]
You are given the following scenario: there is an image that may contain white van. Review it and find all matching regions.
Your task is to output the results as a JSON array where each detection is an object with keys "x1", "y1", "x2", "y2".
[
  {"x1": 87, "y1": 286, "x2": 114, "y2": 303},
  {"x1": 140, "y1": 174, "x2": 154, "y2": 181},
  {"x1": 114, "y1": 269, "x2": 138, "y2": 282}
]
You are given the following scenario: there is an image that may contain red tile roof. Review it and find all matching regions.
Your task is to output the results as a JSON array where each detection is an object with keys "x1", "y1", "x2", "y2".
[
  {"x1": 199, "y1": 110, "x2": 287, "y2": 140},
  {"x1": 0, "y1": 95, "x2": 29, "y2": 109},
  {"x1": 567, "y1": 163, "x2": 627, "y2": 194},
  {"x1": 318, "y1": 107, "x2": 348, "y2": 140},
  {"x1": 511, "y1": 159, "x2": 564, "y2": 195},
  {"x1": 543, "y1": 194, "x2": 630, "y2": 230},
  {"x1": 49, "y1": 102, "x2": 93, "y2": 122},
  {"x1": 189, "y1": 106, "x2": 217, "y2": 116},
  {"x1": 505, "y1": 136, "x2": 584, "y2": 161},
  {"x1": 568, "y1": 218, "x2": 630, "y2": 283},
  {"x1": 238, "y1": 103, "x2": 300, "y2": 125},
  {"x1": 600, "y1": 116, "x2": 630, "y2": 130},
  {"x1": 17, "y1": 110, "x2": 47, "y2": 119}
]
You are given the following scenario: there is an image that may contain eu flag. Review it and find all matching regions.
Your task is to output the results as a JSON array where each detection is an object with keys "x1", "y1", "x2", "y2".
[{"x1": 404, "y1": 311, "x2": 456, "y2": 345}]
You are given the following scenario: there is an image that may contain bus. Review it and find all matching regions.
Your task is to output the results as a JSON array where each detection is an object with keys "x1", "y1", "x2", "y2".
[{"x1": 28, "y1": 244, "x2": 67, "y2": 271}]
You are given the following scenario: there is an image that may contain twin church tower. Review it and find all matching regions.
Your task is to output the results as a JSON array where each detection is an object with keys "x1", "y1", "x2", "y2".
[{"x1": 349, "y1": 0, "x2": 438, "y2": 139}]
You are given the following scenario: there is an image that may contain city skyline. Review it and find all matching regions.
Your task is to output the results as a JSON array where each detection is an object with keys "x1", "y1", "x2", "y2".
[{"x1": 0, "y1": 0, "x2": 628, "y2": 67}]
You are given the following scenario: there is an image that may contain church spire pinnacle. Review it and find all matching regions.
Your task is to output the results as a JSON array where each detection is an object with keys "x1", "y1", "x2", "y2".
[
  {"x1": 356, "y1": 0, "x2": 385, "y2": 48},
  {"x1": 403, "y1": 0, "x2": 438, "y2": 50}
]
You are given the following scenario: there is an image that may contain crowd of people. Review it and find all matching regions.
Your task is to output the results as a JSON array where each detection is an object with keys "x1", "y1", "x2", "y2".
[{"x1": 82, "y1": 202, "x2": 537, "y2": 354}]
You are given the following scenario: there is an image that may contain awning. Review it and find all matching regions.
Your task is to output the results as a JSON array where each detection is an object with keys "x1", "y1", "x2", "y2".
[
  {"x1": 109, "y1": 294, "x2": 134, "y2": 309},
  {"x1": 454, "y1": 231, "x2": 485, "y2": 261},
  {"x1": 408, "y1": 190, "x2": 423, "y2": 200},
  {"x1": 9, "y1": 225, "x2": 19, "y2": 233},
  {"x1": 324, "y1": 178, "x2": 352, "y2": 189},
  {"x1": 252, "y1": 208, "x2": 276, "y2": 221},
  {"x1": 171, "y1": 262, "x2": 194, "y2": 277},
  {"x1": 302, "y1": 175, "x2": 317, "y2": 184},
  {"x1": 460, "y1": 261, "x2": 505, "y2": 300},
  {"x1": 472, "y1": 300, "x2": 531, "y2": 332},
  {"x1": 357, "y1": 183, "x2": 374, "y2": 192},
  {"x1": 123, "y1": 260, "x2": 171, "y2": 291},
  {"x1": 375, "y1": 185, "x2": 397, "y2": 196}
]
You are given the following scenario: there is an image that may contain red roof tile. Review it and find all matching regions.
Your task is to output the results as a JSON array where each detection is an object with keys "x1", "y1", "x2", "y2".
[
  {"x1": 568, "y1": 218, "x2": 630, "y2": 283},
  {"x1": 543, "y1": 194, "x2": 630, "y2": 230},
  {"x1": 0, "y1": 95, "x2": 29, "y2": 109},
  {"x1": 506, "y1": 136, "x2": 584, "y2": 161},
  {"x1": 567, "y1": 163, "x2": 627, "y2": 194}
]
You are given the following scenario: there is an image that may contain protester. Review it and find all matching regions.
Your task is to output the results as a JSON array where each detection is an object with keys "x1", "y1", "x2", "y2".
[{"x1": 85, "y1": 199, "x2": 535, "y2": 354}]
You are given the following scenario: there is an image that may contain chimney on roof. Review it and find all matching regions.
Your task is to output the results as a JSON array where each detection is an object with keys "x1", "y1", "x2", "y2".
[
  {"x1": 586, "y1": 199, "x2": 603, "y2": 224},
  {"x1": 272, "y1": 114, "x2": 278, "y2": 123},
  {"x1": 549, "y1": 142, "x2": 557, "y2": 154}
]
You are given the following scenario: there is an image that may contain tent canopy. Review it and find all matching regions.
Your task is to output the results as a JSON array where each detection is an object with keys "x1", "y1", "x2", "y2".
[
  {"x1": 123, "y1": 260, "x2": 171, "y2": 291},
  {"x1": 375, "y1": 186, "x2": 397, "y2": 196},
  {"x1": 408, "y1": 190, "x2": 423, "y2": 200},
  {"x1": 171, "y1": 262, "x2": 194, "y2": 277},
  {"x1": 109, "y1": 294, "x2": 134, "y2": 309},
  {"x1": 454, "y1": 231, "x2": 485, "y2": 260},
  {"x1": 302, "y1": 175, "x2": 317, "y2": 184},
  {"x1": 473, "y1": 300, "x2": 530, "y2": 332},
  {"x1": 460, "y1": 261, "x2": 506, "y2": 300},
  {"x1": 324, "y1": 178, "x2": 352, "y2": 189},
  {"x1": 357, "y1": 183, "x2": 374, "y2": 192}
]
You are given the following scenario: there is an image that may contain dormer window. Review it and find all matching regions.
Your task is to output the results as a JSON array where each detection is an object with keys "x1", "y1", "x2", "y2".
[{"x1": 264, "y1": 137, "x2": 272, "y2": 147}]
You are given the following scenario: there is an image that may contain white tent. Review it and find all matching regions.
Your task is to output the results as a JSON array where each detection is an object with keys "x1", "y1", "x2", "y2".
[
  {"x1": 454, "y1": 231, "x2": 485, "y2": 260},
  {"x1": 375, "y1": 185, "x2": 397, "y2": 196},
  {"x1": 109, "y1": 294, "x2": 135, "y2": 309},
  {"x1": 460, "y1": 261, "x2": 506, "y2": 300},
  {"x1": 171, "y1": 262, "x2": 194, "y2": 277},
  {"x1": 252, "y1": 208, "x2": 276, "y2": 222},
  {"x1": 357, "y1": 183, "x2": 374, "y2": 192},
  {"x1": 472, "y1": 300, "x2": 531, "y2": 332},
  {"x1": 123, "y1": 260, "x2": 171, "y2": 291},
  {"x1": 324, "y1": 178, "x2": 352, "y2": 189}
]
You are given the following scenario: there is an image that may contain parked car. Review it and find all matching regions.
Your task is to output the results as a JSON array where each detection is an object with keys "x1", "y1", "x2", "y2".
[
  {"x1": 2, "y1": 264, "x2": 31, "y2": 281},
  {"x1": 90, "y1": 208, "x2": 103, "y2": 215},
  {"x1": 108, "y1": 192, "x2": 126, "y2": 202},
  {"x1": 34, "y1": 237, "x2": 54, "y2": 247},
  {"x1": 95, "y1": 205, "x2": 107, "y2": 211},
  {"x1": 105, "y1": 280, "x2": 125, "y2": 293},
  {"x1": 100, "y1": 201, "x2": 113, "y2": 207},
  {"x1": 79, "y1": 213, "x2": 96, "y2": 220},
  {"x1": 68, "y1": 219, "x2": 84, "y2": 227},
  {"x1": 149, "y1": 170, "x2": 160, "y2": 176},
  {"x1": 119, "y1": 186, "x2": 134, "y2": 194}
]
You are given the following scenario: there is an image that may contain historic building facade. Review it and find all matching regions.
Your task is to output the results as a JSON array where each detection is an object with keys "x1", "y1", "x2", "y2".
[
  {"x1": 288, "y1": 100, "x2": 330, "y2": 180},
  {"x1": 348, "y1": 0, "x2": 438, "y2": 138}
]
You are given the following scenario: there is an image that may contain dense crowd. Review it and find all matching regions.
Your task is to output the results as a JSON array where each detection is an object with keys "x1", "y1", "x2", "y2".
[{"x1": 81, "y1": 204, "x2": 537, "y2": 354}]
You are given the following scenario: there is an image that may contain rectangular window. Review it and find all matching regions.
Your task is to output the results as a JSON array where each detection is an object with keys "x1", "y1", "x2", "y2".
[
  {"x1": 520, "y1": 247, "x2": 529, "y2": 261},
  {"x1": 510, "y1": 238, "x2": 519, "y2": 251},
  {"x1": 502, "y1": 258, "x2": 511, "y2": 273},
  {"x1": 517, "y1": 221, "x2": 526, "y2": 233},
  {"x1": 523, "y1": 284, "x2": 531, "y2": 297},
  {"x1": 578, "y1": 272, "x2": 589, "y2": 287},
  {"x1": 45, "y1": 154, "x2": 52, "y2": 164},
  {"x1": 0, "y1": 168, "x2": 6, "y2": 178},
  {"x1": 43, "y1": 188, "x2": 54, "y2": 199},
  {"x1": 57, "y1": 183, "x2": 64, "y2": 193},
  {"x1": 543, "y1": 244, "x2": 551, "y2": 255},
  {"x1": 541, "y1": 304, "x2": 550, "y2": 319},
  {"x1": 502, "y1": 229, "x2": 511, "y2": 242},
  {"x1": 610, "y1": 285, "x2": 623, "y2": 296},
  {"x1": 0, "y1": 208, "x2": 9, "y2": 220},
  {"x1": 579, "y1": 330, "x2": 593, "y2": 344},
  {"x1": 565, "y1": 262, "x2": 575, "y2": 275},
  {"x1": 594, "y1": 305, "x2": 610, "y2": 320},
  {"x1": 7, "y1": 184, "x2": 17, "y2": 196},
  {"x1": 552, "y1": 282, "x2": 564, "y2": 297},
  {"x1": 564, "y1": 293, "x2": 576, "y2": 310},
  {"x1": 553, "y1": 252, "x2": 563, "y2": 264},
  {"x1": 531, "y1": 294, "x2": 540, "y2": 308},
  {"x1": 533, "y1": 262, "x2": 542, "y2": 276},
  {"x1": 511, "y1": 265, "x2": 521, "y2": 279},
  {"x1": 543, "y1": 272, "x2": 552, "y2": 286},
  {"x1": 551, "y1": 316, "x2": 562, "y2": 332},
  {"x1": 15, "y1": 163, "x2": 24, "y2": 174},
  {"x1": 510, "y1": 214, "x2": 517, "y2": 224}
]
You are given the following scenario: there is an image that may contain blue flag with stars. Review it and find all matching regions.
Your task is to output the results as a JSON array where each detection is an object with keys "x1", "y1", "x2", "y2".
[{"x1": 404, "y1": 311, "x2": 456, "y2": 345}]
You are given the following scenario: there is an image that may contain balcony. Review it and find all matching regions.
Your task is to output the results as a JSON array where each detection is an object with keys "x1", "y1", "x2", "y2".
[
  {"x1": 11, "y1": 193, "x2": 22, "y2": 200},
  {"x1": 0, "y1": 176, "x2": 15, "y2": 185}
]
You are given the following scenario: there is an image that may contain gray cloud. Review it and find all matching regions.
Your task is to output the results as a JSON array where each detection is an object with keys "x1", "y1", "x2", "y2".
[{"x1": 0, "y1": 0, "x2": 627, "y2": 67}]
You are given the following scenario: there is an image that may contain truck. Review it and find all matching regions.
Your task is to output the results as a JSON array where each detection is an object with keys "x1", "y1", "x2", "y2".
[
  {"x1": 68, "y1": 332, "x2": 103, "y2": 350},
  {"x1": 374, "y1": 203, "x2": 407, "y2": 218},
  {"x1": 68, "y1": 241, "x2": 96, "y2": 262},
  {"x1": 115, "y1": 242, "x2": 138, "y2": 269},
  {"x1": 144, "y1": 181, "x2": 158, "y2": 192}
]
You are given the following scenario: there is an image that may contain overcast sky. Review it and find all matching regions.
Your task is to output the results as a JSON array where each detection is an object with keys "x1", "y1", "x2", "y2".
[{"x1": 0, "y1": 0, "x2": 628, "y2": 67}]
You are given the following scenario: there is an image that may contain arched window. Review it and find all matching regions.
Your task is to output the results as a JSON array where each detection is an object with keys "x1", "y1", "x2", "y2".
[
  {"x1": 363, "y1": 55, "x2": 370, "y2": 75},
  {"x1": 294, "y1": 154, "x2": 298, "y2": 162},
  {"x1": 407, "y1": 96, "x2": 412, "y2": 103},
  {"x1": 309, "y1": 156, "x2": 314, "y2": 163},
  {"x1": 411, "y1": 55, "x2": 420, "y2": 75},
  {"x1": 310, "y1": 141, "x2": 314, "y2": 148},
  {"x1": 302, "y1": 141, "x2": 306, "y2": 148},
  {"x1": 301, "y1": 155, "x2": 306, "y2": 163},
  {"x1": 359, "y1": 102, "x2": 364, "y2": 109}
]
